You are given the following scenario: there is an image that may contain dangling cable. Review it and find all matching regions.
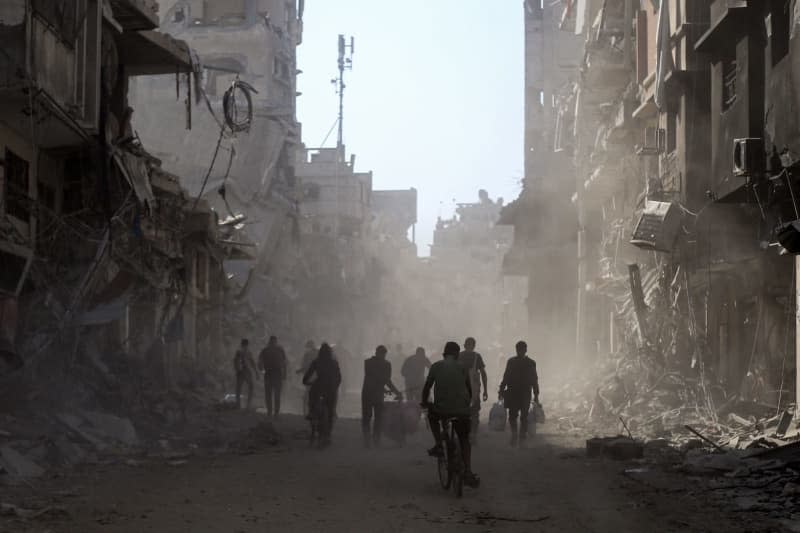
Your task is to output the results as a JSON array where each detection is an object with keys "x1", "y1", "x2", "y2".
[{"x1": 223, "y1": 79, "x2": 257, "y2": 133}]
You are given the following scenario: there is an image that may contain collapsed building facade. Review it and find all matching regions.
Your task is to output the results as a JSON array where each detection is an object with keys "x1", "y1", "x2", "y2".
[
  {"x1": 0, "y1": 0, "x2": 424, "y2": 423},
  {"x1": 128, "y1": 0, "x2": 304, "y2": 361},
  {"x1": 295, "y1": 145, "x2": 422, "y2": 387},
  {"x1": 0, "y1": 0, "x2": 234, "y2": 396},
  {"x1": 505, "y1": 0, "x2": 800, "y2": 410}
]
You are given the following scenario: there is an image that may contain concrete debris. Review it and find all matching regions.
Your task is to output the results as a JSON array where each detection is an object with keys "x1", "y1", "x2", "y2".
[
  {"x1": 586, "y1": 436, "x2": 644, "y2": 460},
  {"x1": 0, "y1": 446, "x2": 45, "y2": 479},
  {"x1": 56, "y1": 414, "x2": 110, "y2": 451},
  {"x1": 80, "y1": 411, "x2": 139, "y2": 447},
  {"x1": 52, "y1": 437, "x2": 89, "y2": 466}
]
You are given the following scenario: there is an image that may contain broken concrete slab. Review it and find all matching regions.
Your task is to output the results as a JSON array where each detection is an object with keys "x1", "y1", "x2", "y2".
[
  {"x1": 0, "y1": 445, "x2": 44, "y2": 478},
  {"x1": 683, "y1": 451, "x2": 745, "y2": 473},
  {"x1": 53, "y1": 436, "x2": 88, "y2": 466},
  {"x1": 586, "y1": 436, "x2": 644, "y2": 460},
  {"x1": 56, "y1": 413, "x2": 108, "y2": 451},
  {"x1": 80, "y1": 411, "x2": 139, "y2": 447}
]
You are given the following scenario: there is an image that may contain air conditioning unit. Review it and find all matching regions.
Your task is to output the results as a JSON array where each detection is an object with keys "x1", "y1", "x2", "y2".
[
  {"x1": 630, "y1": 201, "x2": 682, "y2": 252},
  {"x1": 636, "y1": 127, "x2": 665, "y2": 156},
  {"x1": 776, "y1": 220, "x2": 800, "y2": 254},
  {"x1": 733, "y1": 138, "x2": 764, "y2": 177}
]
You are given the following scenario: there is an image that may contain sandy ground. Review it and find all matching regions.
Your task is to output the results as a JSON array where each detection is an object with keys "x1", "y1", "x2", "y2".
[{"x1": 0, "y1": 414, "x2": 788, "y2": 533}]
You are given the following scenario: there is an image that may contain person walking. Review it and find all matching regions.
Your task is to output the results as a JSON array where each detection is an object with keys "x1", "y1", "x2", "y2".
[
  {"x1": 233, "y1": 339, "x2": 258, "y2": 409},
  {"x1": 259, "y1": 336, "x2": 288, "y2": 417},
  {"x1": 302, "y1": 343, "x2": 342, "y2": 446},
  {"x1": 459, "y1": 337, "x2": 488, "y2": 444},
  {"x1": 297, "y1": 340, "x2": 317, "y2": 416},
  {"x1": 498, "y1": 341, "x2": 540, "y2": 447},
  {"x1": 401, "y1": 347, "x2": 431, "y2": 402},
  {"x1": 361, "y1": 345, "x2": 402, "y2": 448}
]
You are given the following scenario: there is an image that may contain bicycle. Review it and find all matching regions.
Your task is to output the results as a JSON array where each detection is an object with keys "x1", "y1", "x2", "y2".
[
  {"x1": 424, "y1": 407, "x2": 466, "y2": 498},
  {"x1": 308, "y1": 391, "x2": 332, "y2": 448}
]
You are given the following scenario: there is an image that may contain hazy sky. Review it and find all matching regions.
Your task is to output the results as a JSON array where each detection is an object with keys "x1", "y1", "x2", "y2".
[{"x1": 297, "y1": 1, "x2": 524, "y2": 255}]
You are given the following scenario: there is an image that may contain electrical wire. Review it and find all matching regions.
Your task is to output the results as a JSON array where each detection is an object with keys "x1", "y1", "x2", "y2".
[
  {"x1": 318, "y1": 117, "x2": 339, "y2": 148},
  {"x1": 222, "y1": 80, "x2": 257, "y2": 133},
  {"x1": 191, "y1": 127, "x2": 225, "y2": 211}
]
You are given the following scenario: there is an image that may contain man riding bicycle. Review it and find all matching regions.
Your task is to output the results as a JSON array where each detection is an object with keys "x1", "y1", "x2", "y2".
[
  {"x1": 421, "y1": 341, "x2": 479, "y2": 487},
  {"x1": 302, "y1": 343, "x2": 342, "y2": 445}
]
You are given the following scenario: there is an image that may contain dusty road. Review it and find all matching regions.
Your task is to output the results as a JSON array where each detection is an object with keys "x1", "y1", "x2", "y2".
[{"x1": 0, "y1": 415, "x2": 787, "y2": 533}]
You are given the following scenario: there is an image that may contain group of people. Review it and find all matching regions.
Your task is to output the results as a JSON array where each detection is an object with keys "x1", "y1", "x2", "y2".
[
  {"x1": 232, "y1": 335, "x2": 542, "y2": 485},
  {"x1": 232, "y1": 336, "x2": 288, "y2": 416}
]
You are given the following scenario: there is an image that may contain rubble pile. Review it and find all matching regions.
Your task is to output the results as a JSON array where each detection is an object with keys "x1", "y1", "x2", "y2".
[
  {"x1": 552, "y1": 345, "x2": 798, "y2": 449},
  {"x1": 551, "y1": 342, "x2": 800, "y2": 522},
  {"x1": 0, "y1": 341, "x2": 279, "y2": 487}
]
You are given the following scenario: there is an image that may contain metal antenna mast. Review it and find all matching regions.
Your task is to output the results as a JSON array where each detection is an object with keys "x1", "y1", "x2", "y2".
[{"x1": 333, "y1": 34, "x2": 354, "y2": 152}]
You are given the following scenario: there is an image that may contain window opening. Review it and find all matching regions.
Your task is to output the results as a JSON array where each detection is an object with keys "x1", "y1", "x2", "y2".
[{"x1": 3, "y1": 149, "x2": 30, "y2": 223}]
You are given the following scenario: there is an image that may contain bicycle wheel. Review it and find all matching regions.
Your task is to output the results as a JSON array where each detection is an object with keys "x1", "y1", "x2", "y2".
[
  {"x1": 318, "y1": 402, "x2": 331, "y2": 447},
  {"x1": 450, "y1": 434, "x2": 464, "y2": 498},
  {"x1": 309, "y1": 415, "x2": 317, "y2": 446},
  {"x1": 437, "y1": 454, "x2": 450, "y2": 489}
]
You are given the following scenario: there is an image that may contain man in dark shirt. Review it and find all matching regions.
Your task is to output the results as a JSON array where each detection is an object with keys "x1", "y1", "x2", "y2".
[
  {"x1": 459, "y1": 337, "x2": 488, "y2": 444},
  {"x1": 233, "y1": 339, "x2": 258, "y2": 409},
  {"x1": 401, "y1": 347, "x2": 431, "y2": 403},
  {"x1": 258, "y1": 336, "x2": 288, "y2": 417},
  {"x1": 362, "y1": 345, "x2": 402, "y2": 447},
  {"x1": 422, "y1": 341, "x2": 479, "y2": 487},
  {"x1": 302, "y1": 343, "x2": 342, "y2": 446},
  {"x1": 499, "y1": 340, "x2": 540, "y2": 447}
]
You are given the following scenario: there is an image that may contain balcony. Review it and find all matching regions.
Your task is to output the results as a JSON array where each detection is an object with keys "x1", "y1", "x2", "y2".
[
  {"x1": 108, "y1": 0, "x2": 160, "y2": 31},
  {"x1": 0, "y1": 5, "x2": 100, "y2": 147}
]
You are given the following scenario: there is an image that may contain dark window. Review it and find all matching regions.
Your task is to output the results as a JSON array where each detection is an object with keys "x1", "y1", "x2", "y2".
[
  {"x1": 722, "y1": 58, "x2": 737, "y2": 111},
  {"x1": 4, "y1": 149, "x2": 30, "y2": 223},
  {"x1": 0, "y1": 249, "x2": 27, "y2": 293},
  {"x1": 769, "y1": 2, "x2": 790, "y2": 66}
]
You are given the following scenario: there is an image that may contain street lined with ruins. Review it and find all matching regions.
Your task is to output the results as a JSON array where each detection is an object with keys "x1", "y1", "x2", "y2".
[{"x1": 0, "y1": 415, "x2": 786, "y2": 533}]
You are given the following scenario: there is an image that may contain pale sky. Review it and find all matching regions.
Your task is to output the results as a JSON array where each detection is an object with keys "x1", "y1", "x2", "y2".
[{"x1": 297, "y1": 1, "x2": 524, "y2": 255}]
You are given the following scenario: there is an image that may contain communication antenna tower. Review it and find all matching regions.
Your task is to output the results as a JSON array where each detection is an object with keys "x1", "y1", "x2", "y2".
[{"x1": 331, "y1": 34, "x2": 354, "y2": 151}]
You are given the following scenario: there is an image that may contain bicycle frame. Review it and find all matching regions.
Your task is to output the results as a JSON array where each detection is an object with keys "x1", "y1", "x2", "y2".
[
  {"x1": 309, "y1": 391, "x2": 332, "y2": 447},
  {"x1": 436, "y1": 417, "x2": 464, "y2": 498}
]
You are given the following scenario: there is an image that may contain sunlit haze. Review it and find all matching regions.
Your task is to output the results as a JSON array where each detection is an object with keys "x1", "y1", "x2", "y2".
[{"x1": 297, "y1": 1, "x2": 524, "y2": 255}]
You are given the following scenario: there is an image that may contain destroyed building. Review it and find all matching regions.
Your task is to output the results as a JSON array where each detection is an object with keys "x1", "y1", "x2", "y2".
[
  {"x1": 499, "y1": 0, "x2": 584, "y2": 378},
  {"x1": 294, "y1": 146, "x2": 421, "y2": 366},
  {"x1": 128, "y1": 0, "x2": 305, "y2": 357},
  {"x1": 504, "y1": 0, "x2": 800, "y2": 411},
  {"x1": 0, "y1": 0, "x2": 237, "y2": 392}
]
